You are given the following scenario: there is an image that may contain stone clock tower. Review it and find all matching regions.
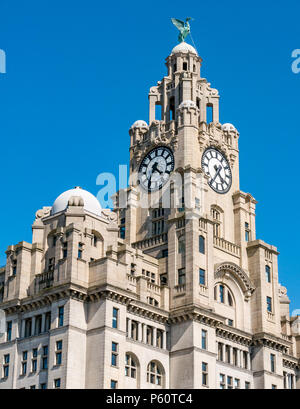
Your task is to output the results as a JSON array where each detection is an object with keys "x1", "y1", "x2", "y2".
[
  {"x1": 0, "y1": 40, "x2": 298, "y2": 390},
  {"x1": 113, "y1": 41, "x2": 300, "y2": 389}
]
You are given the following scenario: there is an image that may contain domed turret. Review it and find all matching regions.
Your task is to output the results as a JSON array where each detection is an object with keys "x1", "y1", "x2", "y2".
[
  {"x1": 130, "y1": 120, "x2": 148, "y2": 129},
  {"x1": 170, "y1": 42, "x2": 198, "y2": 56},
  {"x1": 51, "y1": 186, "x2": 102, "y2": 216},
  {"x1": 222, "y1": 123, "x2": 237, "y2": 132}
]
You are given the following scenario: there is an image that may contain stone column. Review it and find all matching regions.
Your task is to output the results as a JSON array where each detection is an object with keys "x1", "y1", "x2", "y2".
[
  {"x1": 41, "y1": 314, "x2": 46, "y2": 333},
  {"x1": 20, "y1": 319, "x2": 25, "y2": 338},
  {"x1": 138, "y1": 322, "x2": 142, "y2": 342},
  {"x1": 247, "y1": 352, "x2": 251, "y2": 370},
  {"x1": 127, "y1": 318, "x2": 132, "y2": 339},
  {"x1": 143, "y1": 324, "x2": 147, "y2": 344},
  {"x1": 237, "y1": 349, "x2": 241, "y2": 367},
  {"x1": 221, "y1": 343, "x2": 225, "y2": 362},
  {"x1": 153, "y1": 327, "x2": 157, "y2": 348},
  {"x1": 229, "y1": 346, "x2": 233, "y2": 365},
  {"x1": 163, "y1": 332, "x2": 167, "y2": 350},
  {"x1": 31, "y1": 316, "x2": 36, "y2": 336}
]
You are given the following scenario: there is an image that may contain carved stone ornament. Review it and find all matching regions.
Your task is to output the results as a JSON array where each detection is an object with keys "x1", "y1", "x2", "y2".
[
  {"x1": 101, "y1": 209, "x2": 117, "y2": 223},
  {"x1": 35, "y1": 207, "x2": 52, "y2": 220},
  {"x1": 215, "y1": 262, "x2": 255, "y2": 300}
]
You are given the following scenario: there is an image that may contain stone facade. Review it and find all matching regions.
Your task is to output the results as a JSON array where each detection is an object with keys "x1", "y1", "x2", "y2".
[{"x1": 0, "y1": 42, "x2": 299, "y2": 390}]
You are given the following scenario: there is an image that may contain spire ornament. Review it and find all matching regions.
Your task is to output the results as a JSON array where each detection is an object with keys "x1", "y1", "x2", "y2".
[{"x1": 171, "y1": 17, "x2": 193, "y2": 43}]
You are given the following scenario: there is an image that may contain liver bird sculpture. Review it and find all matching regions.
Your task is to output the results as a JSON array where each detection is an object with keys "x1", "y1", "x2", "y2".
[{"x1": 171, "y1": 17, "x2": 193, "y2": 43}]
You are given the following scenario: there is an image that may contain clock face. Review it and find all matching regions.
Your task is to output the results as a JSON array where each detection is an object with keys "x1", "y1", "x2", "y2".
[
  {"x1": 138, "y1": 146, "x2": 175, "y2": 192},
  {"x1": 201, "y1": 147, "x2": 232, "y2": 194}
]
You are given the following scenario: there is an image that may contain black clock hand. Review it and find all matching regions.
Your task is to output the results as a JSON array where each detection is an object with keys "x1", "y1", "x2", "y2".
[
  {"x1": 152, "y1": 161, "x2": 162, "y2": 174},
  {"x1": 211, "y1": 165, "x2": 222, "y2": 183}
]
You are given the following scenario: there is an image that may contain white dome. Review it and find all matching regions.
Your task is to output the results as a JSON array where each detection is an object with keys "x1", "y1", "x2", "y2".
[
  {"x1": 131, "y1": 120, "x2": 148, "y2": 129},
  {"x1": 178, "y1": 100, "x2": 197, "y2": 109},
  {"x1": 222, "y1": 123, "x2": 237, "y2": 132},
  {"x1": 51, "y1": 187, "x2": 102, "y2": 216},
  {"x1": 171, "y1": 42, "x2": 198, "y2": 56}
]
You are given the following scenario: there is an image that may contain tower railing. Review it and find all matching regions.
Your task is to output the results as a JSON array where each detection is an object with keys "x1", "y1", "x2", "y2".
[
  {"x1": 213, "y1": 236, "x2": 241, "y2": 257},
  {"x1": 132, "y1": 232, "x2": 168, "y2": 250}
]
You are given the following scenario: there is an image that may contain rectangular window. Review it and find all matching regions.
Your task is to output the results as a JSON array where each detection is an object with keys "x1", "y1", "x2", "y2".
[
  {"x1": 32, "y1": 348, "x2": 38, "y2": 372},
  {"x1": 267, "y1": 296, "x2": 272, "y2": 312},
  {"x1": 220, "y1": 374, "x2": 225, "y2": 389},
  {"x1": 42, "y1": 346, "x2": 48, "y2": 370},
  {"x1": 35, "y1": 315, "x2": 42, "y2": 335},
  {"x1": 199, "y1": 268, "x2": 206, "y2": 286},
  {"x1": 245, "y1": 222, "x2": 250, "y2": 241},
  {"x1": 272, "y1": 384, "x2": 277, "y2": 389},
  {"x1": 178, "y1": 268, "x2": 186, "y2": 285},
  {"x1": 62, "y1": 242, "x2": 68, "y2": 258},
  {"x1": 78, "y1": 243, "x2": 83, "y2": 259},
  {"x1": 54, "y1": 379, "x2": 61, "y2": 389},
  {"x1": 218, "y1": 343, "x2": 223, "y2": 361},
  {"x1": 199, "y1": 236, "x2": 205, "y2": 254},
  {"x1": 270, "y1": 353, "x2": 275, "y2": 373},
  {"x1": 12, "y1": 260, "x2": 17, "y2": 276},
  {"x1": 21, "y1": 361, "x2": 27, "y2": 376},
  {"x1": 56, "y1": 340, "x2": 62, "y2": 365},
  {"x1": 201, "y1": 329, "x2": 207, "y2": 350},
  {"x1": 245, "y1": 381, "x2": 250, "y2": 389},
  {"x1": 40, "y1": 383, "x2": 47, "y2": 390},
  {"x1": 30, "y1": 385, "x2": 36, "y2": 389},
  {"x1": 120, "y1": 226, "x2": 125, "y2": 239},
  {"x1": 228, "y1": 319, "x2": 233, "y2": 327},
  {"x1": 32, "y1": 357, "x2": 37, "y2": 373},
  {"x1": 6, "y1": 321, "x2": 12, "y2": 341},
  {"x1": 227, "y1": 376, "x2": 233, "y2": 389},
  {"x1": 45, "y1": 311, "x2": 51, "y2": 332},
  {"x1": 24, "y1": 318, "x2": 32, "y2": 338},
  {"x1": 111, "y1": 380, "x2": 118, "y2": 389},
  {"x1": 202, "y1": 362, "x2": 208, "y2": 386},
  {"x1": 234, "y1": 378, "x2": 240, "y2": 389},
  {"x1": 265, "y1": 265, "x2": 271, "y2": 283},
  {"x1": 3, "y1": 354, "x2": 9, "y2": 378},
  {"x1": 111, "y1": 342, "x2": 118, "y2": 367},
  {"x1": 58, "y1": 306, "x2": 64, "y2": 327},
  {"x1": 112, "y1": 307, "x2": 119, "y2": 329}
]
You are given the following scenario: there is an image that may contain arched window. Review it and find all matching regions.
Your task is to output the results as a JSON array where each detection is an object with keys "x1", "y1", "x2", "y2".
[
  {"x1": 211, "y1": 206, "x2": 223, "y2": 237},
  {"x1": 147, "y1": 297, "x2": 159, "y2": 307},
  {"x1": 125, "y1": 353, "x2": 137, "y2": 378},
  {"x1": 199, "y1": 236, "x2": 205, "y2": 254},
  {"x1": 147, "y1": 361, "x2": 164, "y2": 386},
  {"x1": 214, "y1": 284, "x2": 235, "y2": 307}
]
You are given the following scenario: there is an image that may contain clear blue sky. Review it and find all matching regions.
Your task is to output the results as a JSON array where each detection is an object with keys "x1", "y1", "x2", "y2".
[{"x1": 0, "y1": 0, "x2": 299, "y2": 311}]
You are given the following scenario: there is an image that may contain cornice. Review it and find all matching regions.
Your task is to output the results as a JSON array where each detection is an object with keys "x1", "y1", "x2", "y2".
[{"x1": 252, "y1": 332, "x2": 291, "y2": 353}]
